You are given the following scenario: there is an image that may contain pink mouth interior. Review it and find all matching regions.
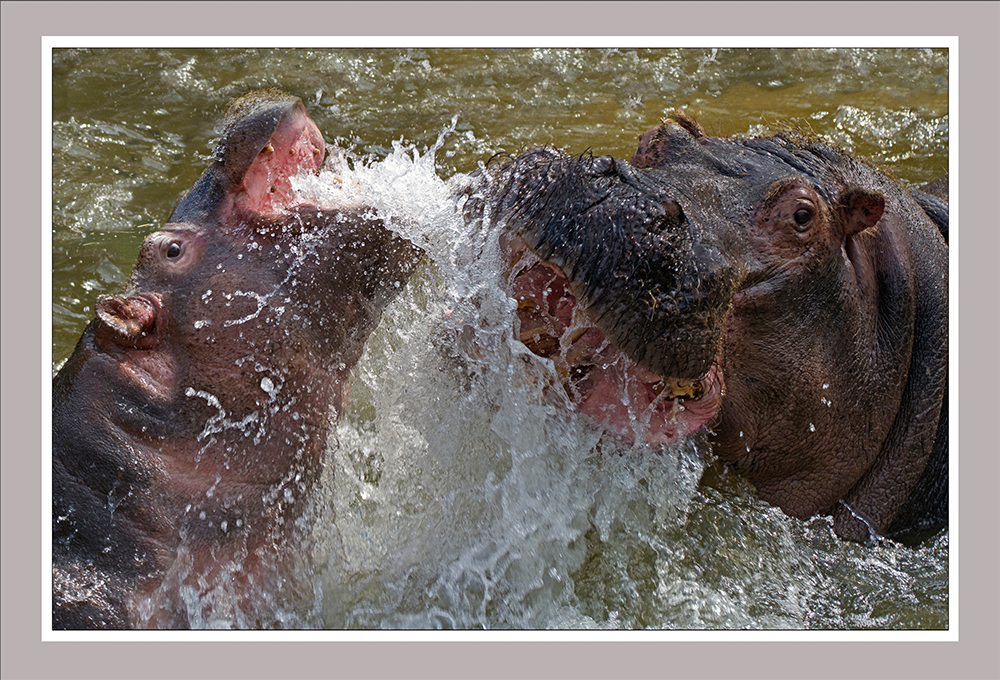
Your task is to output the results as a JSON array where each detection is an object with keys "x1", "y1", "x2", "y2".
[
  {"x1": 238, "y1": 105, "x2": 326, "y2": 215},
  {"x1": 505, "y1": 238, "x2": 722, "y2": 445}
]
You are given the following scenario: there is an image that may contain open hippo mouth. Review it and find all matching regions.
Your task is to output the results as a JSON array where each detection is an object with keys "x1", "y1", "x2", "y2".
[
  {"x1": 501, "y1": 231, "x2": 725, "y2": 446},
  {"x1": 482, "y1": 146, "x2": 740, "y2": 446}
]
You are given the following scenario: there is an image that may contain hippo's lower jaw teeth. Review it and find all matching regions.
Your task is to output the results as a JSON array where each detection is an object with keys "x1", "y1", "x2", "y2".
[
  {"x1": 517, "y1": 298, "x2": 540, "y2": 313},
  {"x1": 518, "y1": 326, "x2": 706, "y2": 402},
  {"x1": 509, "y1": 249, "x2": 709, "y2": 404},
  {"x1": 519, "y1": 326, "x2": 559, "y2": 356},
  {"x1": 652, "y1": 377, "x2": 705, "y2": 401}
]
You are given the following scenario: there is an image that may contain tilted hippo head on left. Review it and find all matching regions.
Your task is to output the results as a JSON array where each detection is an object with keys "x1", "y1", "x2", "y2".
[{"x1": 52, "y1": 90, "x2": 422, "y2": 629}]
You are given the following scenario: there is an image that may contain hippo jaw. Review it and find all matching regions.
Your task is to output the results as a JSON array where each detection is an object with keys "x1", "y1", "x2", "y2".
[
  {"x1": 488, "y1": 147, "x2": 742, "y2": 444},
  {"x1": 504, "y1": 236, "x2": 725, "y2": 444}
]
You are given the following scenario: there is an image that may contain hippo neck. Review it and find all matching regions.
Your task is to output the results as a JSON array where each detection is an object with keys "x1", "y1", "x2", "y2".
[{"x1": 52, "y1": 324, "x2": 329, "y2": 626}]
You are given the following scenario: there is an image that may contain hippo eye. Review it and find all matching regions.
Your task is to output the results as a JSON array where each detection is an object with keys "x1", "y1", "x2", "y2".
[
  {"x1": 166, "y1": 242, "x2": 182, "y2": 259},
  {"x1": 793, "y1": 208, "x2": 814, "y2": 230}
]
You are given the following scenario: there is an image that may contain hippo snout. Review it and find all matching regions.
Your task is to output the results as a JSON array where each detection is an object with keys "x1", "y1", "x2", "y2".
[{"x1": 491, "y1": 147, "x2": 740, "y2": 382}]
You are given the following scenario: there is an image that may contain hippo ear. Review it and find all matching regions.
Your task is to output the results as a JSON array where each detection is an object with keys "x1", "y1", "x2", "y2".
[
  {"x1": 94, "y1": 294, "x2": 159, "y2": 349},
  {"x1": 839, "y1": 187, "x2": 885, "y2": 237}
]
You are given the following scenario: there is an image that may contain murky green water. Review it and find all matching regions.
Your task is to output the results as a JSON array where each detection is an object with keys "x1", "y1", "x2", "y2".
[{"x1": 50, "y1": 47, "x2": 949, "y2": 630}]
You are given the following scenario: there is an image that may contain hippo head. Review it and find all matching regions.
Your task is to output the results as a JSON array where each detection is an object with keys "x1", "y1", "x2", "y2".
[
  {"x1": 85, "y1": 92, "x2": 419, "y2": 491},
  {"x1": 52, "y1": 91, "x2": 421, "y2": 628},
  {"x1": 489, "y1": 147, "x2": 736, "y2": 444},
  {"x1": 488, "y1": 113, "x2": 948, "y2": 544}
]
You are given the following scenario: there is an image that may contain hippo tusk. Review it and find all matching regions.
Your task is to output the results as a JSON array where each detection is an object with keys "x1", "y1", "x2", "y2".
[{"x1": 652, "y1": 377, "x2": 705, "y2": 400}]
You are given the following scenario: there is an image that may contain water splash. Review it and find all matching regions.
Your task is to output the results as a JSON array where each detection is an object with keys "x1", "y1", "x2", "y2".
[{"x1": 289, "y1": 128, "x2": 729, "y2": 629}]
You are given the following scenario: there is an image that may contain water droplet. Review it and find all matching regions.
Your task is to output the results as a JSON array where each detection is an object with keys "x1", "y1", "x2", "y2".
[
  {"x1": 261, "y1": 376, "x2": 275, "y2": 394},
  {"x1": 809, "y1": 423, "x2": 816, "y2": 432}
]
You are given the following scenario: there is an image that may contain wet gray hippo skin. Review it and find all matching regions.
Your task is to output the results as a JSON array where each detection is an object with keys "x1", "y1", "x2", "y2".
[
  {"x1": 488, "y1": 113, "x2": 948, "y2": 545},
  {"x1": 52, "y1": 91, "x2": 421, "y2": 628}
]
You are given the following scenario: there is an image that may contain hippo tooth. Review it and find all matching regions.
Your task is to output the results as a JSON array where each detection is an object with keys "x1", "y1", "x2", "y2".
[
  {"x1": 565, "y1": 326, "x2": 589, "y2": 345},
  {"x1": 516, "y1": 298, "x2": 540, "y2": 313},
  {"x1": 653, "y1": 378, "x2": 704, "y2": 400},
  {"x1": 519, "y1": 327, "x2": 559, "y2": 356}
]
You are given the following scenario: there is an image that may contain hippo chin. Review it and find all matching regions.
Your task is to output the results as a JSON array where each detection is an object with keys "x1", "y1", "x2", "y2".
[
  {"x1": 488, "y1": 113, "x2": 948, "y2": 546},
  {"x1": 52, "y1": 91, "x2": 421, "y2": 629}
]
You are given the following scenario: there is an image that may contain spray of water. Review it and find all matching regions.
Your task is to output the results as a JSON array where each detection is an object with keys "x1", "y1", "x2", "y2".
[{"x1": 274, "y1": 123, "x2": 706, "y2": 629}]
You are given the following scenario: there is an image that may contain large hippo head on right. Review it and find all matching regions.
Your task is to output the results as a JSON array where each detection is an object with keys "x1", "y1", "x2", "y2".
[{"x1": 487, "y1": 113, "x2": 948, "y2": 545}]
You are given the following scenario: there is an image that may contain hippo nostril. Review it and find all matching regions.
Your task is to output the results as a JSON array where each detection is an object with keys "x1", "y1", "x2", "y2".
[
  {"x1": 592, "y1": 156, "x2": 617, "y2": 177},
  {"x1": 664, "y1": 200, "x2": 685, "y2": 224},
  {"x1": 647, "y1": 200, "x2": 686, "y2": 233}
]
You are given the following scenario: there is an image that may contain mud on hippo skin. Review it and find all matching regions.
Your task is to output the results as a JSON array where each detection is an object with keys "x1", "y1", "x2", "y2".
[
  {"x1": 486, "y1": 112, "x2": 948, "y2": 545},
  {"x1": 52, "y1": 91, "x2": 422, "y2": 628}
]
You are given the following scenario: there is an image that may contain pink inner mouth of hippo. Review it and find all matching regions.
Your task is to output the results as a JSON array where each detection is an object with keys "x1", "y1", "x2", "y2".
[
  {"x1": 504, "y1": 237, "x2": 722, "y2": 445},
  {"x1": 238, "y1": 106, "x2": 327, "y2": 215}
]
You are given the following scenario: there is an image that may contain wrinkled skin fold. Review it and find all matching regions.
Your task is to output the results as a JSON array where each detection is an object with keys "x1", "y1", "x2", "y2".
[
  {"x1": 52, "y1": 91, "x2": 421, "y2": 628},
  {"x1": 484, "y1": 113, "x2": 948, "y2": 545}
]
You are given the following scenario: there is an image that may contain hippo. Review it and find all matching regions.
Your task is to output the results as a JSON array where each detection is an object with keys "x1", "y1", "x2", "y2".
[
  {"x1": 51, "y1": 90, "x2": 421, "y2": 628},
  {"x1": 486, "y1": 112, "x2": 948, "y2": 545}
]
